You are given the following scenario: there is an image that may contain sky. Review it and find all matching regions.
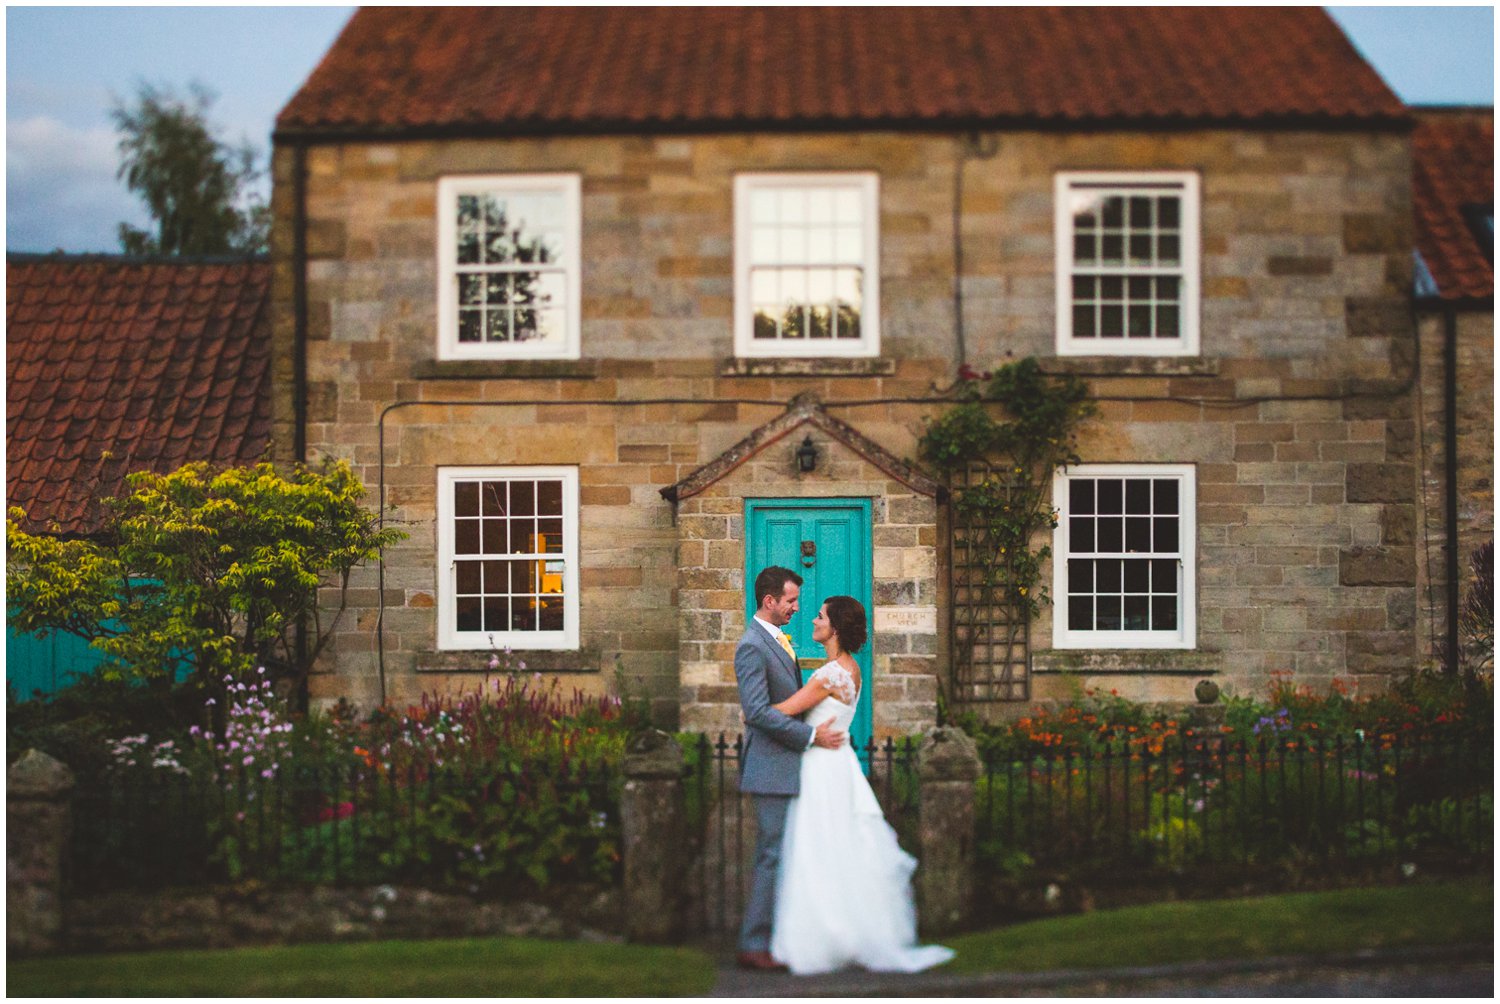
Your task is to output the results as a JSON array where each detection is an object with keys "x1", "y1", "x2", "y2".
[{"x1": 5, "y1": 5, "x2": 1495, "y2": 254}]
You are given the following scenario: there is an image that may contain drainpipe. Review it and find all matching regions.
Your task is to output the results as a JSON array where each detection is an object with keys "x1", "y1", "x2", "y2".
[
  {"x1": 291, "y1": 141, "x2": 311, "y2": 704},
  {"x1": 1442, "y1": 305, "x2": 1460, "y2": 673},
  {"x1": 292, "y1": 142, "x2": 309, "y2": 466}
]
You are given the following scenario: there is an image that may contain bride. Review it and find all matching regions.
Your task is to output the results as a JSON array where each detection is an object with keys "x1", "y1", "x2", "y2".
[{"x1": 767, "y1": 595, "x2": 955, "y2": 975}]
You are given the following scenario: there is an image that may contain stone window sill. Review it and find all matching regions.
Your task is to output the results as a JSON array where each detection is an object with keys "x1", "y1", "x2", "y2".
[
  {"x1": 1031, "y1": 649, "x2": 1222, "y2": 675},
  {"x1": 719, "y1": 357, "x2": 897, "y2": 378},
  {"x1": 1040, "y1": 357, "x2": 1220, "y2": 378},
  {"x1": 413, "y1": 359, "x2": 600, "y2": 380},
  {"x1": 417, "y1": 647, "x2": 601, "y2": 673}
]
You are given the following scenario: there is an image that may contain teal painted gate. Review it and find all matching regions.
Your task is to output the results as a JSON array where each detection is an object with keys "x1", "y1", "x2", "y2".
[{"x1": 745, "y1": 498, "x2": 874, "y2": 755}]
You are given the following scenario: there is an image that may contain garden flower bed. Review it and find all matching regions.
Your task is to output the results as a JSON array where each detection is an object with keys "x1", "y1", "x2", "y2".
[{"x1": 69, "y1": 671, "x2": 637, "y2": 896}]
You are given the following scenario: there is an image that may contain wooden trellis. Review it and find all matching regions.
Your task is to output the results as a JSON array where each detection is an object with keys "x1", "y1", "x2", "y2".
[{"x1": 947, "y1": 461, "x2": 1030, "y2": 703}]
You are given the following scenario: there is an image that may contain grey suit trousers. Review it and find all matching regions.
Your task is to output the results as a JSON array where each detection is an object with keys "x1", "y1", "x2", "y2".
[{"x1": 738, "y1": 793, "x2": 791, "y2": 953}]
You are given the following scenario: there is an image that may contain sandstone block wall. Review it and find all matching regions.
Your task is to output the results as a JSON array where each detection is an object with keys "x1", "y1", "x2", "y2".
[
  {"x1": 269, "y1": 127, "x2": 1416, "y2": 719},
  {"x1": 1414, "y1": 309, "x2": 1495, "y2": 666}
]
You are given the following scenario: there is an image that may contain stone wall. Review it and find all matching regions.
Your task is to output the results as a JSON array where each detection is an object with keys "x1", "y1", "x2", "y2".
[
  {"x1": 269, "y1": 127, "x2": 1415, "y2": 715},
  {"x1": 1414, "y1": 309, "x2": 1495, "y2": 666}
]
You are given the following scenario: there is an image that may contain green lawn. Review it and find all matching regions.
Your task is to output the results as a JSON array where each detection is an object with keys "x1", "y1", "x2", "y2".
[
  {"x1": 9, "y1": 881, "x2": 1491, "y2": 995},
  {"x1": 7, "y1": 936, "x2": 718, "y2": 997},
  {"x1": 943, "y1": 879, "x2": 1493, "y2": 973}
]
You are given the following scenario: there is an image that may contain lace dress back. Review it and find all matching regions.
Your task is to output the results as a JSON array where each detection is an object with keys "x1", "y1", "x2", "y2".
[{"x1": 769, "y1": 660, "x2": 954, "y2": 975}]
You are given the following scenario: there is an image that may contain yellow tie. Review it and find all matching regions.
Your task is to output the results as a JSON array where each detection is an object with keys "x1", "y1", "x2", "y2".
[{"x1": 776, "y1": 632, "x2": 796, "y2": 659}]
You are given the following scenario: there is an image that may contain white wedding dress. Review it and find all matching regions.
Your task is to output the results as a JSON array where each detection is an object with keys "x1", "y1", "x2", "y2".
[{"x1": 769, "y1": 660, "x2": 955, "y2": 975}]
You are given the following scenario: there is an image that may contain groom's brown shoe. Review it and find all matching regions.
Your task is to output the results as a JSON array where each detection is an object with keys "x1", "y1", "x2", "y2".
[{"x1": 735, "y1": 950, "x2": 788, "y2": 972}]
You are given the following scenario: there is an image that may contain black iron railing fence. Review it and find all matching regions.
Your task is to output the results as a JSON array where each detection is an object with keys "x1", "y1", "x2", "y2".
[
  {"x1": 976, "y1": 732, "x2": 1493, "y2": 875},
  {"x1": 681, "y1": 733, "x2": 922, "y2": 940},
  {"x1": 70, "y1": 759, "x2": 620, "y2": 894}
]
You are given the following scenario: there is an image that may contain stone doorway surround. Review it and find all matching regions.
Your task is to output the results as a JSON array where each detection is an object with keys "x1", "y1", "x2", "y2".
[{"x1": 661, "y1": 394, "x2": 946, "y2": 739}]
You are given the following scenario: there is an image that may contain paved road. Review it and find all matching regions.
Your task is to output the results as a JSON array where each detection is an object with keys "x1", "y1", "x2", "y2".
[{"x1": 710, "y1": 944, "x2": 1493, "y2": 997}]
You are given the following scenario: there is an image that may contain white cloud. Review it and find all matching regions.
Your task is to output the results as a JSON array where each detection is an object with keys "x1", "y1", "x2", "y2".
[{"x1": 6, "y1": 115, "x2": 148, "y2": 252}]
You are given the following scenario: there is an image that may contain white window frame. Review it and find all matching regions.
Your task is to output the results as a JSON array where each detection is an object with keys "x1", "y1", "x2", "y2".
[
  {"x1": 1051, "y1": 463, "x2": 1196, "y2": 650},
  {"x1": 734, "y1": 172, "x2": 880, "y2": 359},
  {"x1": 1054, "y1": 171, "x2": 1200, "y2": 357},
  {"x1": 436, "y1": 466, "x2": 580, "y2": 651},
  {"x1": 436, "y1": 174, "x2": 582, "y2": 361}
]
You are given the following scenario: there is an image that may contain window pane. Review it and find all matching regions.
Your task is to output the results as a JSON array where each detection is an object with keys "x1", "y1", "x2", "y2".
[
  {"x1": 510, "y1": 481, "x2": 536, "y2": 517},
  {"x1": 480, "y1": 482, "x2": 506, "y2": 517},
  {"x1": 1096, "y1": 595, "x2": 1122, "y2": 630},
  {"x1": 1152, "y1": 558, "x2": 1177, "y2": 591},
  {"x1": 808, "y1": 227, "x2": 834, "y2": 263},
  {"x1": 1123, "y1": 559, "x2": 1150, "y2": 592},
  {"x1": 808, "y1": 303, "x2": 833, "y2": 339},
  {"x1": 455, "y1": 481, "x2": 479, "y2": 518},
  {"x1": 1070, "y1": 517, "x2": 1095, "y2": 553},
  {"x1": 481, "y1": 520, "x2": 506, "y2": 554},
  {"x1": 1097, "y1": 479, "x2": 1124, "y2": 514},
  {"x1": 833, "y1": 188, "x2": 861, "y2": 224},
  {"x1": 1152, "y1": 595, "x2": 1178, "y2": 630},
  {"x1": 484, "y1": 596, "x2": 509, "y2": 632},
  {"x1": 457, "y1": 230, "x2": 480, "y2": 265},
  {"x1": 1096, "y1": 558, "x2": 1123, "y2": 593},
  {"x1": 1129, "y1": 196, "x2": 1153, "y2": 227},
  {"x1": 1100, "y1": 305, "x2": 1123, "y2": 337},
  {"x1": 1073, "y1": 306, "x2": 1096, "y2": 338},
  {"x1": 1128, "y1": 305, "x2": 1152, "y2": 338},
  {"x1": 454, "y1": 519, "x2": 480, "y2": 554},
  {"x1": 750, "y1": 189, "x2": 778, "y2": 225},
  {"x1": 1070, "y1": 478, "x2": 1095, "y2": 515},
  {"x1": 753, "y1": 308, "x2": 779, "y2": 340},
  {"x1": 1155, "y1": 517, "x2": 1179, "y2": 553},
  {"x1": 537, "y1": 481, "x2": 563, "y2": 516},
  {"x1": 779, "y1": 188, "x2": 808, "y2": 224},
  {"x1": 459, "y1": 309, "x2": 483, "y2": 343},
  {"x1": 751, "y1": 226, "x2": 778, "y2": 263},
  {"x1": 808, "y1": 191, "x2": 835, "y2": 225},
  {"x1": 778, "y1": 227, "x2": 805, "y2": 262},
  {"x1": 1125, "y1": 479, "x2": 1151, "y2": 513},
  {"x1": 1097, "y1": 516, "x2": 1123, "y2": 552},
  {"x1": 1101, "y1": 235, "x2": 1123, "y2": 263},
  {"x1": 1158, "y1": 196, "x2": 1180, "y2": 228},
  {"x1": 456, "y1": 561, "x2": 481, "y2": 593},
  {"x1": 1068, "y1": 558, "x2": 1094, "y2": 593},
  {"x1": 456, "y1": 597, "x2": 482, "y2": 632},
  {"x1": 1158, "y1": 234, "x2": 1180, "y2": 265},
  {"x1": 1123, "y1": 594, "x2": 1150, "y2": 630},
  {"x1": 1073, "y1": 275, "x2": 1096, "y2": 300},
  {"x1": 1157, "y1": 306, "x2": 1180, "y2": 338},
  {"x1": 834, "y1": 226, "x2": 862, "y2": 262},
  {"x1": 1128, "y1": 234, "x2": 1153, "y2": 265},
  {"x1": 484, "y1": 309, "x2": 510, "y2": 343},
  {"x1": 1153, "y1": 479, "x2": 1179, "y2": 514},
  {"x1": 1100, "y1": 276, "x2": 1123, "y2": 300},
  {"x1": 1069, "y1": 595, "x2": 1094, "y2": 631},
  {"x1": 538, "y1": 595, "x2": 565, "y2": 632},
  {"x1": 1074, "y1": 234, "x2": 1096, "y2": 264},
  {"x1": 1101, "y1": 197, "x2": 1124, "y2": 228},
  {"x1": 1126, "y1": 516, "x2": 1149, "y2": 550}
]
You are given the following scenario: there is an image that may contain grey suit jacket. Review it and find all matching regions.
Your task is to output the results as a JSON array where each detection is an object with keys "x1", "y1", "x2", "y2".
[{"x1": 734, "y1": 621, "x2": 814, "y2": 796}]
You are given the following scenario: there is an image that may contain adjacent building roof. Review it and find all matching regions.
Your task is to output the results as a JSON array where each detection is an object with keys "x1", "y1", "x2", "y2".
[
  {"x1": 278, "y1": 7, "x2": 1406, "y2": 139},
  {"x1": 6, "y1": 255, "x2": 273, "y2": 536},
  {"x1": 1412, "y1": 107, "x2": 1494, "y2": 303}
]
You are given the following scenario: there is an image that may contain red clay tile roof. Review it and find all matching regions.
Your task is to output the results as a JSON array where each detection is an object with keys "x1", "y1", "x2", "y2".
[
  {"x1": 7, "y1": 255, "x2": 273, "y2": 537},
  {"x1": 278, "y1": 7, "x2": 1405, "y2": 137},
  {"x1": 1413, "y1": 108, "x2": 1494, "y2": 302}
]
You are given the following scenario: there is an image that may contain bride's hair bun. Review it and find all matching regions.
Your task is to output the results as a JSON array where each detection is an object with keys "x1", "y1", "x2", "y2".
[{"x1": 823, "y1": 595, "x2": 867, "y2": 654}]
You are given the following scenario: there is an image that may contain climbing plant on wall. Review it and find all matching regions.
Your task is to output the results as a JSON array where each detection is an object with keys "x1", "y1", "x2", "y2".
[{"x1": 919, "y1": 358, "x2": 1095, "y2": 703}]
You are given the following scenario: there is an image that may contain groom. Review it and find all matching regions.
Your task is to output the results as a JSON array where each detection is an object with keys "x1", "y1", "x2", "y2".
[{"x1": 734, "y1": 565, "x2": 845, "y2": 971}]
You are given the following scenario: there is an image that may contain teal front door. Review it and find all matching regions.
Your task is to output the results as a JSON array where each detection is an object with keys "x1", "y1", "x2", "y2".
[{"x1": 745, "y1": 499, "x2": 874, "y2": 758}]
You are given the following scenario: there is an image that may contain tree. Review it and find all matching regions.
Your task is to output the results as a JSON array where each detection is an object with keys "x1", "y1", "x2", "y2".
[
  {"x1": 112, "y1": 82, "x2": 268, "y2": 256},
  {"x1": 7, "y1": 460, "x2": 405, "y2": 698}
]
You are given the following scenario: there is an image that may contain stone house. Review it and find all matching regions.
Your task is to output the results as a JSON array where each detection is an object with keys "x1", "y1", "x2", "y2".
[
  {"x1": 1410, "y1": 107, "x2": 1494, "y2": 670},
  {"x1": 270, "y1": 7, "x2": 1429, "y2": 736},
  {"x1": 5, "y1": 254, "x2": 272, "y2": 696}
]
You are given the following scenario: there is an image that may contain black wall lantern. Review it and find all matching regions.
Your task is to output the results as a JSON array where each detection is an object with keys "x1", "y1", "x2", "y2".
[{"x1": 795, "y1": 434, "x2": 818, "y2": 473}]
